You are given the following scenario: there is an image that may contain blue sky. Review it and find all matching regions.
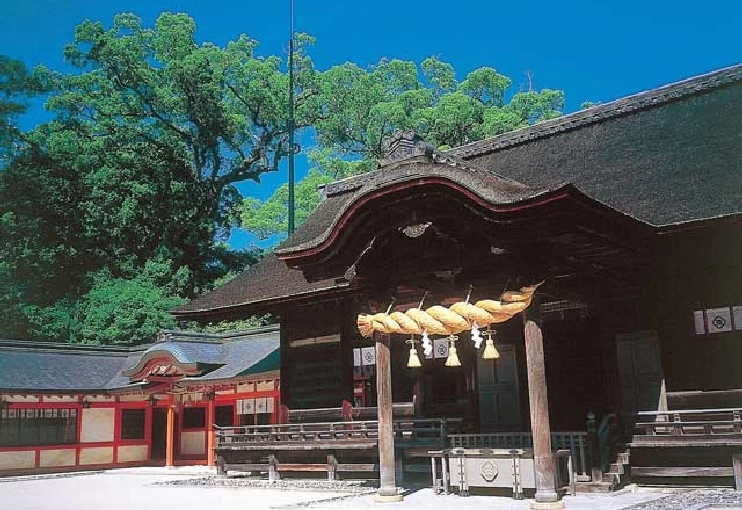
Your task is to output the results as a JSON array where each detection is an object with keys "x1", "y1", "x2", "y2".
[{"x1": 4, "y1": 0, "x2": 742, "y2": 248}]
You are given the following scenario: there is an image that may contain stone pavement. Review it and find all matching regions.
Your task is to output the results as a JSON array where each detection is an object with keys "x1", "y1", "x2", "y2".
[{"x1": 1, "y1": 468, "x2": 739, "y2": 510}]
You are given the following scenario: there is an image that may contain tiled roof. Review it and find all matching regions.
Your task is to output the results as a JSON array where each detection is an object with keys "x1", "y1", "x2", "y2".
[
  {"x1": 0, "y1": 326, "x2": 280, "y2": 392},
  {"x1": 0, "y1": 342, "x2": 133, "y2": 391}
]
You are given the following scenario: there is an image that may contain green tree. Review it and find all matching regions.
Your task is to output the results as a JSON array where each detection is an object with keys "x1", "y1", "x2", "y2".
[
  {"x1": 240, "y1": 166, "x2": 333, "y2": 240},
  {"x1": 74, "y1": 258, "x2": 189, "y2": 345},
  {"x1": 0, "y1": 149, "x2": 87, "y2": 309},
  {"x1": 48, "y1": 13, "x2": 320, "y2": 230},
  {"x1": 0, "y1": 13, "x2": 291, "y2": 342},
  {"x1": 23, "y1": 257, "x2": 190, "y2": 345},
  {"x1": 240, "y1": 58, "x2": 564, "y2": 240},
  {"x1": 0, "y1": 55, "x2": 44, "y2": 165}
]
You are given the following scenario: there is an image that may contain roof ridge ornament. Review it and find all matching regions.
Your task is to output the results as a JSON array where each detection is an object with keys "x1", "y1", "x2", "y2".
[{"x1": 380, "y1": 131, "x2": 433, "y2": 166}]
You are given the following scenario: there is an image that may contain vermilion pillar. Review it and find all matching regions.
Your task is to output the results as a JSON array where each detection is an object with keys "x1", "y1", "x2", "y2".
[
  {"x1": 165, "y1": 403, "x2": 175, "y2": 468},
  {"x1": 206, "y1": 395, "x2": 215, "y2": 467}
]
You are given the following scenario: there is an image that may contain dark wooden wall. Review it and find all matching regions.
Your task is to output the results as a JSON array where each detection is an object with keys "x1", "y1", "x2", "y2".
[
  {"x1": 280, "y1": 298, "x2": 356, "y2": 409},
  {"x1": 542, "y1": 315, "x2": 609, "y2": 430},
  {"x1": 655, "y1": 223, "x2": 742, "y2": 393}
]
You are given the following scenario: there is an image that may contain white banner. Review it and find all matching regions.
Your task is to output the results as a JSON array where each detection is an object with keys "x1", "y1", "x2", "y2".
[
  {"x1": 693, "y1": 310, "x2": 706, "y2": 335},
  {"x1": 242, "y1": 398, "x2": 255, "y2": 415},
  {"x1": 707, "y1": 307, "x2": 733, "y2": 333},
  {"x1": 256, "y1": 397, "x2": 267, "y2": 414},
  {"x1": 733, "y1": 306, "x2": 742, "y2": 330},
  {"x1": 353, "y1": 348, "x2": 362, "y2": 366},
  {"x1": 433, "y1": 338, "x2": 449, "y2": 359},
  {"x1": 361, "y1": 347, "x2": 376, "y2": 366}
]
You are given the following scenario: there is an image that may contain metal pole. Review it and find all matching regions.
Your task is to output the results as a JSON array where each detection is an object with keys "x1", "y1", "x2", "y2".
[{"x1": 287, "y1": 0, "x2": 296, "y2": 235}]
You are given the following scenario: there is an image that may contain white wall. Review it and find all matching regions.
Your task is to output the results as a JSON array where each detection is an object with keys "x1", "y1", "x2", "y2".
[{"x1": 80, "y1": 408, "x2": 115, "y2": 443}]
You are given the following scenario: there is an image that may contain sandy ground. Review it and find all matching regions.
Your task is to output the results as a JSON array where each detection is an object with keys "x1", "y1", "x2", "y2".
[{"x1": 0, "y1": 468, "x2": 673, "y2": 510}]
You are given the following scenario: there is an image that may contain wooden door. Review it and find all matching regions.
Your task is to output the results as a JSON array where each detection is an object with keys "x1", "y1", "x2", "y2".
[
  {"x1": 477, "y1": 345, "x2": 521, "y2": 431},
  {"x1": 616, "y1": 331, "x2": 667, "y2": 416},
  {"x1": 150, "y1": 408, "x2": 167, "y2": 461}
]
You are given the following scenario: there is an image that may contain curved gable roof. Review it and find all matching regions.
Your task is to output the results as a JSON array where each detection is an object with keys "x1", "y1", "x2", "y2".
[{"x1": 275, "y1": 152, "x2": 543, "y2": 257}]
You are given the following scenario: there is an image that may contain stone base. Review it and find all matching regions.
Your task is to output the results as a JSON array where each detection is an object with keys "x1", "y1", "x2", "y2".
[
  {"x1": 530, "y1": 501, "x2": 565, "y2": 510},
  {"x1": 373, "y1": 493, "x2": 404, "y2": 503}
]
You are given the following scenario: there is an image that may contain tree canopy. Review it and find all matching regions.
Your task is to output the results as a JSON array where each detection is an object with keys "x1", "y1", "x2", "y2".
[
  {"x1": 0, "y1": 56, "x2": 44, "y2": 166},
  {"x1": 0, "y1": 12, "x2": 566, "y2": 344}
]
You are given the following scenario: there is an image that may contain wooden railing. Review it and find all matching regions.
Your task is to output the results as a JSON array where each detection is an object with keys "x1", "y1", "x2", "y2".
[
  {"x1": 287, "y1": 402, "x2": 415, "y2": 423},
  {"x1": 215, "y1": 417, "x2": 462, "y2": 450},
  {"x1": 215, "y1": 421, "x2": 378, "y2": 447},
  {"x1": 448, "y1": 431, "x2": 588, "y2": 477},
  {"x1": 395, "y1": 418, "x2": 462, "y2": 448},
  {"x1": 633, "y1": 408, "x2": 742, "y2": 443},
  {"x1": 631, "y1": 408, "x2": 742, "y2": 482}
]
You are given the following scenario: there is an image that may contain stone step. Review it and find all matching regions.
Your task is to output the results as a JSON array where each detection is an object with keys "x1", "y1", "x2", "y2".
[{"x1": 574, "y1": 480, "x2": 615, "y2": 494}]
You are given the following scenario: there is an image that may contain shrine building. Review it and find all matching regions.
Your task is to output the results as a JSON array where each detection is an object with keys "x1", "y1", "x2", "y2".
[
  {"x1": 0, "y1": 327, "x2": 279, "y2": 475},
  {"x1": 173, "y1": 64, "x2": 742, "y2": 502}
]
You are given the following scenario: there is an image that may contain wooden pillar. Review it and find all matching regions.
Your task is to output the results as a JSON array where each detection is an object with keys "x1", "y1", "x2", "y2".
[
  {"x1": 374, "y1": 332, "x2": 403, "y2": 502},
  {"x1": 206, "y1": 394, "x2": 215, "y2": 467},
  {"x1": 733, "y1": 454, "x2": 742, "y2": 491},
  {"x1": 268, "y1": 454, "x2": 280, "y2": 482},
  {"x1": 341, "y1": 301, "x2": 357, "y2": 405},
  {"x1": 279, "y1": 323, "x2": 291, "y2": 414},
  {"x1": 165, "y1": 402, "x2": 175, "y2": 468},
  {"x1": 524, "y1": 319, "x2": 563, "y2": 508}
]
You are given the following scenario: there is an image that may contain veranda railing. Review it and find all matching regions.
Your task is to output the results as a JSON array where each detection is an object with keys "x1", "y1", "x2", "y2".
[
  {"x1": 633, "y1": 408, "x2": 742, "y2": 440},
  {"x1": 215, "y1": 417, "x2": 461, "y2": 449}
]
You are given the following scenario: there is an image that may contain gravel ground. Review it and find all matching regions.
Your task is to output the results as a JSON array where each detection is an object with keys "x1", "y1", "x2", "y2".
[
  {"x1": 300, "y1": 487, "x2": 666, "y2": 510},
  {"x1": 624, "y1": 489, "x2": 742, "y2": 509},
  {"x1": 157, "y1": 475, "x2": 378, "y2": 493}
]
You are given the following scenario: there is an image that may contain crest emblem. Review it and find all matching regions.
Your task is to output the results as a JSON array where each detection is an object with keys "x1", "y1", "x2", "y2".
[{"x1": 480, "y1": 460, "x2": 498, "y2": 482}]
